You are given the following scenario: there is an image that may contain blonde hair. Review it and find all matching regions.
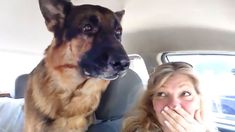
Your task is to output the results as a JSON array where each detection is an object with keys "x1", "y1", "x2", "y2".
[{"x1": 122, "y1": 62, "x2": 204, "y2": 132}]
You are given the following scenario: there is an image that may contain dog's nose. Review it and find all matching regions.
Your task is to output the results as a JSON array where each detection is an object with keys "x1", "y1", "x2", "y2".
[{"x1": 109, "y1": 58, "x2": 130, "y2": 71}]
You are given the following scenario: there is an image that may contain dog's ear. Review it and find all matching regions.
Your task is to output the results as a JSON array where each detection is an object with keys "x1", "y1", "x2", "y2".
[
  {"x1": 115, "y1": 10, "x2": 125, "y2": 21},
  {"x1": 39, "y1": 0, "x2": 72, "y2": 33}
]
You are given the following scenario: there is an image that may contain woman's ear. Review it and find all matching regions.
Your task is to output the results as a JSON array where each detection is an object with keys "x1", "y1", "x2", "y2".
[{"x1": 194, "y1": 109, "x2": 203, "y2": 122}]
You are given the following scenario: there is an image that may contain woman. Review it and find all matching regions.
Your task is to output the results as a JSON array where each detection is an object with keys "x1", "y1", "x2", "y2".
[{"x1": 122, "y1": 62, "x2": 215, "y2": 132}]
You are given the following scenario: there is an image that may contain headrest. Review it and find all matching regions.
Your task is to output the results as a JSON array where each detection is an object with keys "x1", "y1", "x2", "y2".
[
  {"x1": 95, "y1": 69, "x2": 144, "y2": 121},
  {"x1": 15, "y1": 74, "x2": 28, "y2": 99}
]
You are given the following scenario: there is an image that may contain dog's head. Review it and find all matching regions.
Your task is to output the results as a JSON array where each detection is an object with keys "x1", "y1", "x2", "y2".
[{"x1": 39, "y1": 0, "x2": 130, "y2": 80}]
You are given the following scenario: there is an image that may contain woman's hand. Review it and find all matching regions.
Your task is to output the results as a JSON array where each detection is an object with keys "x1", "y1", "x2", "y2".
[{"x1": 161, "y1": 106, "x2": 207, "y2": 132}]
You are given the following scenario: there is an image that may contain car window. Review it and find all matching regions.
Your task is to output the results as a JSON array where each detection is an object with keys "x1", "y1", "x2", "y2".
[
  {"x1": 0, "y1": 50, "x2": 42, "y2": 97},
  {"x1": 129, "y1": 54, "x2": 149, "y2": 87},
  {"x1": 160, "y1": 51, "x2": 235, "y2": 132}
]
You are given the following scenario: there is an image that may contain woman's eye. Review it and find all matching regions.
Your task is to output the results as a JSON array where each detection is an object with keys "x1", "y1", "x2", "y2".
[
  {"x1": 182, "y1": 91, "x2": 191, "y2": 97},
  {"x1": 155, "y1": 92, "x2": 167, "y2": 97}
]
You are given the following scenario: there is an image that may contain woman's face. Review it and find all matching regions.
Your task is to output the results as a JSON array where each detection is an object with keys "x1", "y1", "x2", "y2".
[{"x1": 152, "y1": 73, "x2": 200, "y2": 126}]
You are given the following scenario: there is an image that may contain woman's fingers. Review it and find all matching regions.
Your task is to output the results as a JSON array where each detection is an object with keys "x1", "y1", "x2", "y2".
[
  {"x1": 162, "y1": 106, "x2": 187, "y2": 131},
  {"x1": 162, "y1": 106, "x2": 207, "y2": 132},
  {"x1": 163, "y1": 120, "x2": 177, "y2": 132},
  {"x1": 173, "y1": 105, "x2": 196, "y2": 124}
]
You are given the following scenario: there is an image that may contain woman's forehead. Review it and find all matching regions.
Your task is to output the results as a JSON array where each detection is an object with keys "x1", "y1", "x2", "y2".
[{"x1": 157, "y1": 73, "x2": 195, "y2": 90}]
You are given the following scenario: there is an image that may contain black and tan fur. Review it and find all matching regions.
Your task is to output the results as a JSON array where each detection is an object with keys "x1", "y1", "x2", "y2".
[{"x1": 24, "y1": 0, "x2": 129, "y2": 131}]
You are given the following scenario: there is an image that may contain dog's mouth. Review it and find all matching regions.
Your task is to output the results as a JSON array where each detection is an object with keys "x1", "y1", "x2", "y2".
[
  {"x1": 82, "y1": 66, "x2": 128, "y2": 80},
  {"x1": 84, "y1": 71, "x2": 119, "y2": 80},
  {"x1": 80, "y1": 53, "x2": 130, "y2": 80}
]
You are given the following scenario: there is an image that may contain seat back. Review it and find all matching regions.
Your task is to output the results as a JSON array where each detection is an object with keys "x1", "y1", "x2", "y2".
[
  {"x1": 88, "y1": 69, "x2": 144, "y2": 132},
  {"x1": 15, "y1": 74, "x2": 28, "y2": 99}
]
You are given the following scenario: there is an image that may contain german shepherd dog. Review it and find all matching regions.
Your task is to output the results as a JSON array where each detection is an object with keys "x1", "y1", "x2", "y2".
[{"x1": 24, "y1": 0, "x2": 129, "y2": 131}]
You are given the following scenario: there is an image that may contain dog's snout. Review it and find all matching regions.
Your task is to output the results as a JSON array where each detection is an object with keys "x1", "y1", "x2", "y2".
[{"x1": 109, "y1": 57, "x2": 130, "y2": 71}]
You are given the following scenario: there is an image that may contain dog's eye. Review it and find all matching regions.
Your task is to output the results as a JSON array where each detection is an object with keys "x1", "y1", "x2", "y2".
[
  {"x1": 115, "y1": 28, "x2": 122, "y2": 39},
  {"x1": 82, "y1": 24, "x2": 93, "y2": 33}
]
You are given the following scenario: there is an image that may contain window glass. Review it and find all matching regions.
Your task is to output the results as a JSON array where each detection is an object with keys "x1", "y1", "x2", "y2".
[
  {"x1": 129, "y1": 54, "x2": 149, "y2": 87},
  {"x1": 0, "y1": 50, "x2": 42, "y2": 97},
  {"x1": 161, "y1": 52, "x2": 235, "y2": 132}
]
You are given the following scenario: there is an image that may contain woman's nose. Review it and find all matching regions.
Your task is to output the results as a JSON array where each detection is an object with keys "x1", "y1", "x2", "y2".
[{"x1": 167, "y1": 97, "x2": 181, "y2": 109}]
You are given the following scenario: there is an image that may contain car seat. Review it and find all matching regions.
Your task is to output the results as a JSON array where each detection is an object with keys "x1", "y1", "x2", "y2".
[
  {"x1": 87, "y1": 69, "x2": 144, "y2": 132},
  {"x1": 14, "y1": 69, "x2": 144, "y2": 132},
  {"x1": 14, "y1": 74, "x2": 28, "y2": 99}
]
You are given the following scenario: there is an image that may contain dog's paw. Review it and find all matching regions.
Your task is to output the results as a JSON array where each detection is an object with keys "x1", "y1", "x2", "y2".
[{"x1": 67, "y1": 116, "x2": 88, "y2": 130}]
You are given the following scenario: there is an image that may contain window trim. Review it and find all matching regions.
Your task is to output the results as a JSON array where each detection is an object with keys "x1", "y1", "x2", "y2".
[{"x1": 159, "y1": 51, "x2": 235, "y2": 64}]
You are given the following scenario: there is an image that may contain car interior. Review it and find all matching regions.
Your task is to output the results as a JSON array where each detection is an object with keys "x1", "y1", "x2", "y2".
[
  {"x1": 8, "y1": 64, "x2": 146, "y2": 132},
  {"x1": 1, "y1": 0, "x2": 235, "y2": 132}
]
